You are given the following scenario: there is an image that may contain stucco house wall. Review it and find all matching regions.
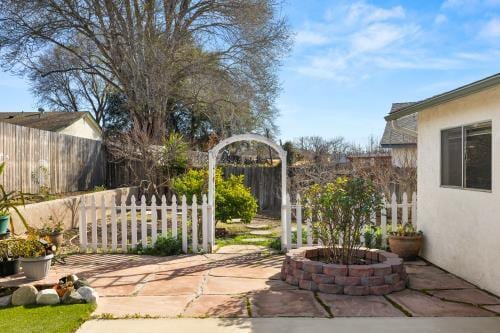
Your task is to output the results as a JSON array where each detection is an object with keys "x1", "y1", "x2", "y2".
[
  {"x1": 59, "y1": 116, "x2": 102, "y2": 141},
  {"x1": 417, "y1": 84, "x2": 500, "y2": 296}
]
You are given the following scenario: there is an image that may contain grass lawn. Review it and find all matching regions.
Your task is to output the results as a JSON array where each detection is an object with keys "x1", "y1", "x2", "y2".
[{"x1": 0, "y1": 303, "x2": 96, "y2": 333}]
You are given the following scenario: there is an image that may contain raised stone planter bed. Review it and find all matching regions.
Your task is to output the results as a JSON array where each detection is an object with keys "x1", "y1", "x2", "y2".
[{"x1": 281, "y1": 247, "x2": 408, "y2": 296}]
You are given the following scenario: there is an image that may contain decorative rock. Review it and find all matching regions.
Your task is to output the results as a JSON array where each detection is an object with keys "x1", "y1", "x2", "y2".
[
  {"x1": 74, "y1": 278, "x2": 91, "y2": 290},
  {"x1": 349, "y1": 265, "x2": 374, "y2": 277},
  {"x1": 369, "y1": 284, "x2": 392, "y2": 296},
  {"x1": 62, "y1": 290, "x2": 85, "y2": 304},
  {"x1": 323, "y1": 264, "x2": 348, "y2": 277},
  {"x1": 334, "y1": 276, "x2": 361, "y2": 286},
  {"x1": 299, "y1": 279, "x2": 318, "y2": 291},
  {"x1": 318, "y1": 283, "x2": 343, "y2": 294},
  {"x1": 361, "y1": 276, "x2": 385, "y2": 286},
  {"x1": 77, "y1": 286, "x2": 99, "y2": 304},
  {"x1": 344, "y1": 285, "x2": 369, "y2": 296},
  {"x1": 0, "y1": 294, "x2": 12, "y2": 307},
  {"x1": 36, "y1": 289, "x2": 60, "y2": 305},
  {"x1": 312, "y1": 273, "x2": 334, "y2": 284},
  {"x1": 372, "y1": 263, "x2": 392, "y2": 276},
  {"x1": 11, "y1": 285, "x2": 38, "y2": 306},
  {"x1": 302, "y1": 261, "x2": 323, "y2": 274}
]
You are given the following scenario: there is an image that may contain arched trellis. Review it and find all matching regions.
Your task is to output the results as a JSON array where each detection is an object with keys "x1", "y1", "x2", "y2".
[{"x1": 208, "y1": 134, "x2": 288, "y2": 251}]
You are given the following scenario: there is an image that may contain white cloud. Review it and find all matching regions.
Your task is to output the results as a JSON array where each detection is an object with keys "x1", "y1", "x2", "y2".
[
  {"x1": 350, "y1": 23, "x2": 418, "y2": 53},
  {"x1": 295, "y1": 31, "x2": 329, "y2": 45},
  {"x1": 480, "y1": 17, "x2": 500, "y2": 38},
  {"x1": 345, "y1": 2, "x2": 405, "y2": 25},
  {"x1": 434, "y1": 14, "x2": 448, "y2": 25},
  {"x1": 442, "y1": 0, "x2": 500, "y2": 10}
]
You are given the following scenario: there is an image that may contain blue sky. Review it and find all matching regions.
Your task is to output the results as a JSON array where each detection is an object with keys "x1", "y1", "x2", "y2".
[{"x1": 0, "y1": 0, "x2": 499, "y2": 145}]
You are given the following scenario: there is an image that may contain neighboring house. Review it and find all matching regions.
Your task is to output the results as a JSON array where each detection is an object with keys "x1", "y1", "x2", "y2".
[
  {"x1": 386, "y1": 73, "x2": 500, "y2": 296},
  {"x1": 347, "y1": 152, "x2": 392, "y2": 170},
  {"x1": 380, "y1": 103, "x2": 417, "y2": 167},
  {"x1": 0, "y1": 111, "x2": 102, "y2": 141}
]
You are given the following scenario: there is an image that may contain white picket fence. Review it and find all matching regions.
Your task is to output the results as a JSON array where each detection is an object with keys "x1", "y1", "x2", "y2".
[
  {"x1": 78, "y1": 194, "x2": 213, "y2": 254},
  {"x1": 283, "y1": 192, "x2": 417, "y2": 251}
]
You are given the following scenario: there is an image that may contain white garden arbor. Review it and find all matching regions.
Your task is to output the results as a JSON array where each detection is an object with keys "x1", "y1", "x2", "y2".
[{"x1": 208, "y1": 134, "x2": 288, "y2": 250}]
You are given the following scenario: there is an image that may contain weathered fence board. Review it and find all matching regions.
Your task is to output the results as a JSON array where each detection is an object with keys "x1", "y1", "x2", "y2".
[{"x1": 0, "y1": 121, "x2": 105, "y2": 193}]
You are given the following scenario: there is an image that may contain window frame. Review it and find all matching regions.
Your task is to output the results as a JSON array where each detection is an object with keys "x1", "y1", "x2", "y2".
[{"x1": 440, "y1": 120, "x2": 492, "y2": 192}]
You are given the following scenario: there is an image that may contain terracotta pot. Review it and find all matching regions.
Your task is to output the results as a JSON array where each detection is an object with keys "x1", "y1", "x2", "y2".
[
  {"x1": 388, "y1": 234, "x2": 423, "y2": 260},
  {"x1": 48, "y1": 232, "x2": 64, "y2": 248}
]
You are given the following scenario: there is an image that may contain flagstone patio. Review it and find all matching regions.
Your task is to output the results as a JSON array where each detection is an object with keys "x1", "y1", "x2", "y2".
[{"x1": 1, "y1": 245, "x2": 499, "y2": 318}]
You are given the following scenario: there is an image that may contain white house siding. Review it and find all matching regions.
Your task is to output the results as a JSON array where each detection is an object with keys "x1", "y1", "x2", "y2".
[
  {"x1": 417, "y1": 84, "x2": 500, "y2": 296},
  {"x1": 391, "y1": 146, "x2": 417, "y2": 167},
  {"x1": 59, "y1": 117, "x2": 102, "y2": 141}
]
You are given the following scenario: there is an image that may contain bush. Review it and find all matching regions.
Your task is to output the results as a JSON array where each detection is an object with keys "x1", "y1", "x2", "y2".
[
  {"x1": 304, "y1": 177, "x2": 382, "y2": 265},
  {"x1": 134, "y1": 235, "x2": 182, "y2": 256},
  {"x1": 172, "y1": 168, "x2": 258, "y2": 224}
]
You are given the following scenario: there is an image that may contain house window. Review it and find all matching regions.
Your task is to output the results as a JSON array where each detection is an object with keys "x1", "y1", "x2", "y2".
[{"x1": 441, "y1": 121, "x2": 492, "y2": 190}]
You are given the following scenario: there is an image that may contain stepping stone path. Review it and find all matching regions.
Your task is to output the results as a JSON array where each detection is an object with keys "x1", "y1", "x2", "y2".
[
  {"x1": 241, "y1": 237, "x2": 269, "y2": 243},
  {"x1": 245, "y1": 224, "x2": 269, "y2": 230},
  {"x1": 249, "y1": 230, "x2": 273, "y2": 236}
]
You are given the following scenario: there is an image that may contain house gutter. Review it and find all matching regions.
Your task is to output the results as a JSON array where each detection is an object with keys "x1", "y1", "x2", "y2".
[{"x1": 385, "y1": 73, "x2": 500, "y2": 121}]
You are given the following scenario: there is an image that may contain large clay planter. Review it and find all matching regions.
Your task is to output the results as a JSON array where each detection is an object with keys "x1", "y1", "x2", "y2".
[
  {"x1": 20, "y1": 254, "x2": 54, "y2": 280},
  {"x1": 388, "y1": 235, "x2": 423, "y2": 260},
  {"x1": 0, "y1": 214, "x2": 9, "y2": 235}
]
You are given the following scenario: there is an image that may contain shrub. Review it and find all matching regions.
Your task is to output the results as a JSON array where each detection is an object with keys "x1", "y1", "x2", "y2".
[
  {"x1": 134, "y1": 235, "x2": 182, "y2": 256},
  {"x1": 304, "y1": 177, "x2": 382, "y2": 265},
  {"x1": 172, "y1": 168, "x2": 258, "y2": 224}
]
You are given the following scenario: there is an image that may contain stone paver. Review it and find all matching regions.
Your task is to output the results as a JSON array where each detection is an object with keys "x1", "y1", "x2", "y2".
[
  {"x1": 249, "y1": 230, "x2": 273, "y2": 236},
  {"x1": 483, "y1": 305, "x2": 500, "y2": 314},
  {"x1": 408, "y1": 273, "x2": 474, "y2": 290},
  {"x1": 317, "y1": 293, "x2": 405, "y2": 317},
  {"x1": 204, "y1": 276, "x2": 294, "y2": 295},
  {"x1": 2, "y1": 248, "x2": 499, "y2": 319},
  {"x1": 250, "y1": 290, "x2": 328, "y2": 317},
  {"x1": 427, "y1": 289, "x2": 500, "y2": 305},
  {"x1": 245, "y1": 224, "x2": 269, "y2": 230},
  {"x1": 138, "y1": 275, "x2": 204, "y2": 296},
  {"x1": 184, "y1": 295, "x2": 248, "y2": 317},
  {"x1": 95, "y1": 295, "x2": 193, "y2": 317},
  {"x1": 387, "y1": 289, "x2": 495, "y2": 317}
]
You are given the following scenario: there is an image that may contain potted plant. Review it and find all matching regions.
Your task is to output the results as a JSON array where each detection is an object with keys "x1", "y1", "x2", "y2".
[
  {"x1": 388, "y1": 223, "x2": 423, "y2": 260},
  {"x1": 13, "y1": 234, "x2": 55, "y2": 280},
  {"x1": 0, "y1": 162, "x2": 29, "y2": 236},
  {"x1": 0, "y1": 239, "x2": 22, "y2": 277},
  {"x1": 40, "y1": 216, "x2": 64, "y2": 247}
]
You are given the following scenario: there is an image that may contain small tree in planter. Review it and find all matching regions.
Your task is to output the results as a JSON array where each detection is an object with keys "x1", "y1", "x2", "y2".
[
  {"x1": 40, "y1": 214, "x2": 65, "y2": 248},
  {"x1": 304, "y1": 177, "x2": 382, "y2": 265}
]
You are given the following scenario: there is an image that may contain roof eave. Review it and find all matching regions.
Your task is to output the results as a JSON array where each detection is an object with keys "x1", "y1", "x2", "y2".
[{"x1": 385, "y1": 74, "x2": 500, "y2": 121}]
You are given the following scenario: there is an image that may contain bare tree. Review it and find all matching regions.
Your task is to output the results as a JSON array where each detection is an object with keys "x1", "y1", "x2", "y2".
[
  {"x1": 0, "y1": 0, "x2": 290, "y2": 144},
  {"x1": 28, "y1": 44, "x2": 111, "y2": 125}
]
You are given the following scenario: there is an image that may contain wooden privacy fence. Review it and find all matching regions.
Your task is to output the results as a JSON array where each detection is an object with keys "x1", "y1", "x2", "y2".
[
  {"x1": 0, "y1": 121, "x2": 105, "y2": 193},
  {"x1": 283, "y1": 192, "x2": 417, "y2": 251},
  {"x1": 78, "y1": 194, "x2": 214, "y2": 254}
]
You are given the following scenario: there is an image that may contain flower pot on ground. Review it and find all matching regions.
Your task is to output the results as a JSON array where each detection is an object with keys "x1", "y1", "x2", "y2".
[
  {"x1": 40, "y1": 215, "x2": 64, "y2": 248},
  {"x1": 19, "y1": 254, "x2": 54, "y2": 280},
  {"x1": 0, "y1": 258, "x2": 20, "y2": 276},
  {"x1": 0, "y1": 238, "x2": 23, "y2": 277},
  {"x1": 388, "y1": 224, "x2": 423, "y2": 260},
  {"x1": 12, "y1": 236, "x2": 55, "y2": 280}
]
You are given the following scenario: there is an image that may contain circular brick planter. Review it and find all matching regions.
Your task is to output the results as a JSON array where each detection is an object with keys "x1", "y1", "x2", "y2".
[{"x1": 281, "y1": 247, "x2": 408, "y2": 296}]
